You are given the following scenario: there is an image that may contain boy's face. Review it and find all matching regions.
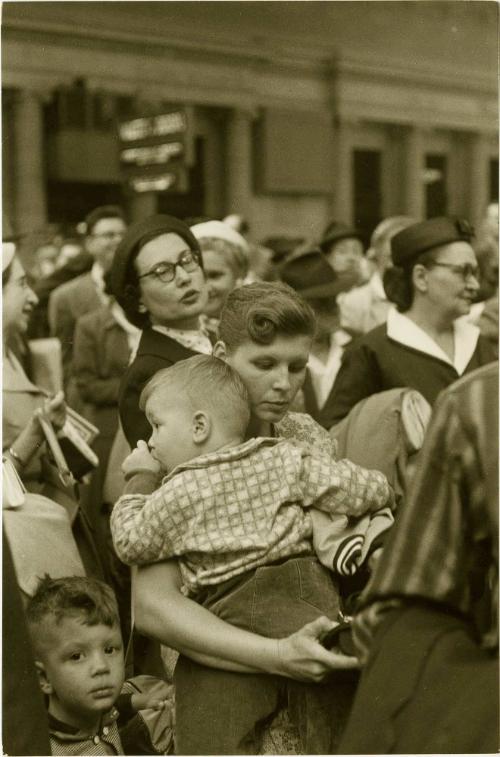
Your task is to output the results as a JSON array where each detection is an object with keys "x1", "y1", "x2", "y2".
[
  {"x1": 146, "y1": 393, "x2": 200, "y2": 473},
  {"x1": 37, "y1": 616, "x2": 125, "y2": 729}
]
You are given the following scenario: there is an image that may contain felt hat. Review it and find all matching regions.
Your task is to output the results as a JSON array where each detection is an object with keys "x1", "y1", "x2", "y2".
[
  {"x1": 190, "y1": 220, "x2": 249, "y2": 256},
  {"x1": 391, "y1": 216, "x2": 475, "y2": 267},
  {"x1": 2, "y1": 242, "x2": 16, "y2": 273},
  {"x1": 280, "y1": 248, "x2": 354, "y2": 300},
  {"x1": 320, "y1": 221, "x2": 363, "y2": 252},
  {"x1": 110, "y1": 214, "x2": 201, "y2": 306}
]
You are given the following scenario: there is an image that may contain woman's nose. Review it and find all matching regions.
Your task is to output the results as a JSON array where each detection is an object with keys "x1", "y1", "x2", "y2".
[
  {"x1": 273, "y1": 367, "x2": 291, "y2": 391},
  {"x1": 27, "y1": 286, "x2": 39, "y2": 307},
  {"x1": 175, "y1": 264, "x2": 191, "y2": 284}
]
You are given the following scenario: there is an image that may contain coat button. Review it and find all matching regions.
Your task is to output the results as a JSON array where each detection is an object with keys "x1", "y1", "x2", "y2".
[
  {"x1": 103, "y1": 727, "x2": 109, "y2": 736},
  {"x1": 93, "y1": 736, "x2": 100, "y2": 745}
]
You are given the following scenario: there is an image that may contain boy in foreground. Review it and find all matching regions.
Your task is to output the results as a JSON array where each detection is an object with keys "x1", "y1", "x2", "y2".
[{"x1": 25, "y1": 575, "x2": 173, "y2": 755}]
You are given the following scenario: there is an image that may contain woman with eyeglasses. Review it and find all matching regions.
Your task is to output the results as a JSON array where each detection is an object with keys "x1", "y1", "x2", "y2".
[
  {"x1": 111, "y1": 215, "x2": 213, "y2": 448},
  {"x1": 321, "y1": 216, "x2": 497, "y2": 428}
]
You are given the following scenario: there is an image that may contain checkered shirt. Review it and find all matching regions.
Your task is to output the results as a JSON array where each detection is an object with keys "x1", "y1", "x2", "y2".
[
  {"x1": 49, "y1": 707, "x2": 122, "y2": 756},
  {"x1": 111, "y1": 433, "x2": 391, "y2": 595}
]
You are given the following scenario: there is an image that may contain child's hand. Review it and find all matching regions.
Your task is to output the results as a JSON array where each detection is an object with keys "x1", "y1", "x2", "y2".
[
  {"x1": 122, "y1": 440, "x2": 161, "y2": 478},
  {"x1": 131, "y1": 681, "x2": 172, "y2": 712}
]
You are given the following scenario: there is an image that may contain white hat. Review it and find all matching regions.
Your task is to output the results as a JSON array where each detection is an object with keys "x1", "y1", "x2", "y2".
[
  {"x1": 190, "y1": 220, "x2": 249, "y2": 257},
  {"x1": 2, "y1": 242, "x2": 16, "y2": 273}
]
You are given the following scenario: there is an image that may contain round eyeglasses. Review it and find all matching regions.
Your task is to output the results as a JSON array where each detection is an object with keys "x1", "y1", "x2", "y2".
[{"x1": 138, "y1": 250, "x2": 201, "y2": 284}]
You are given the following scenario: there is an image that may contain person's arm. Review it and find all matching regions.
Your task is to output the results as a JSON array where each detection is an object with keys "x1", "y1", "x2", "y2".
[
  {"x1": 299, "y1": 447, "x2": 394, "y2": 518},
  {"x1": 110, "y1": 443, "x2": 175, "y2": 565},
  {"x1": 134, "y1": 561, "x2": 359, "y2": 681},
  {"x1": 320, "y1": 342, "x2": 382, "y2": 429},
  {"x1": 5, "y1": 391, "x2": 66, "y2": 473}
]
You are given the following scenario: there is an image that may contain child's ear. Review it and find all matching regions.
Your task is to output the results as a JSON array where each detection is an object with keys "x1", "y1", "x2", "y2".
[
  {"x1": 213, "y1": 341, "x2": 227, "y2": 361},
  {"x1": 35, "y1": 661, "x2": 53, "y2": 696},
  {"x1": 192, "y1": 411, "x2": 211, "y2": 444}
]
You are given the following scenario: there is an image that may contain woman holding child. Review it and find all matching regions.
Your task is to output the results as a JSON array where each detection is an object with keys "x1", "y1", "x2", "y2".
[{"x1": 110, "y1": 235, "x2": 385, "y2": 755}]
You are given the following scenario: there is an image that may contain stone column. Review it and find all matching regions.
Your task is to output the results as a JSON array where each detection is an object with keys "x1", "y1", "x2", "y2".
[
  {"x1": 129, "y1": 192, "x2": 157, "y2": 222},
  {"x1": 468, "y1": 132, "x2": 489, "y2": 229},
  {"x1": 332, "y1": 117, "x2": 352, "y2": 223},
  {"x1": 13, "y1": 88, "x2": 47, "y2": 235},
  {"x1": 403, "y1": 126, "x2": 425, "y2": 219},
  {"x1": 225, "y1": 108, "x2": 253, "y2": 222}
]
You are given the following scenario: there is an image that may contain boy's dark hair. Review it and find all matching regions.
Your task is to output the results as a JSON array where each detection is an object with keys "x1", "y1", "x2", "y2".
[{"x1": 26, "y1": 575, "x2": 120, "y2": 630}]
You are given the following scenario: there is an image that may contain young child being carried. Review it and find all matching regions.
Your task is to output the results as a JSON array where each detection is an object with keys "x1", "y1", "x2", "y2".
[
  {"x1": 111, "y1": 355, "x2": 394, "y2": 641},
  {"x1": 25, "y1": 575, "x2": 174, "y2": 756}
]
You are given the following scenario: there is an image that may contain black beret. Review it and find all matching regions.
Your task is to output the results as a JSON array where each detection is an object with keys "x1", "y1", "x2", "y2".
[
  {"x1": 280, "y1": 248, "x2": 358, "y2": 300},
  {"x1": 391, "y1": 216, "x2": 475, "y2": 267},
  {"x1": 110, "y1": 214, "x2": 201, "y2": 307},
  {"x1": 319, "y1": 221, "x2": 363, "y2": 252}
]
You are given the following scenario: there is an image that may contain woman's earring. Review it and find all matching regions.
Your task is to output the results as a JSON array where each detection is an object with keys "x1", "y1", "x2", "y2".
[{"x1": 138, "y1": 303, "x2": 147, "y2": 313}]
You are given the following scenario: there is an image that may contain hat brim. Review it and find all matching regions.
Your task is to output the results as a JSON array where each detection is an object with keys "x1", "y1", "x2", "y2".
[{"x1": 299, "y1": 281, "x2": 345, "y2": 300}]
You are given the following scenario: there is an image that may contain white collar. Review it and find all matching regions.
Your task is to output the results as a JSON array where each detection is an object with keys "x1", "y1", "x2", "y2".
[
  {"x1": 386, "y1": 308, "x2": 480, "y2": 374},
  {"x1": 90, "y1": 262, "x2": 110, "y2": 304},
  {"x1": 152, "y1": 322, "x2": 213, "y2": 355},
  {"x1": 369, "y1": 271, "x2": 387, "y2": 300}
]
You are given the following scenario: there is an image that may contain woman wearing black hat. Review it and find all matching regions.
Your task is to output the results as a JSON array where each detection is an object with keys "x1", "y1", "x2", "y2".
[
  {"x1": 321, "y1": 217, "x2": 497, "y2": 428},
  {"x1": 111, "y1": 215, "x2": 212, "y2": 447}
]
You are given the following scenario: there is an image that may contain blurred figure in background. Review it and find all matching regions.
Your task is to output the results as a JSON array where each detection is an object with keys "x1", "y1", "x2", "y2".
[
  {"x1": 191, "y1": 220, "x2": 249, "y2": 325},
  {"x1": 319, "y1": 220, "x2": 367, "y2": 292},
  {"x1": 280, "y1": 248, "x2": 352, "y2": 423},
  {"x1": 72, "y1": 269, "x2": 140, "y2": 557},
  {"x1": 338, "y1": 216, "x2": 415, "y2": 336},
  {"x1": 48, "y1": 205, "x2": 126, "y2": 407},
  {"x1": 223, "y1": 213, "x2": 276, "y2": 281},
  {"x1": 321, "y1": 217, "x2": 496, "y2": 427},
  {"x1": 28, "y1": 236, "x2": 89, "y2": 341}
]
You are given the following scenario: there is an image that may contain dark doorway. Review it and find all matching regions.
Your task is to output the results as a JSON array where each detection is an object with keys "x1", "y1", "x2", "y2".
[
  {"x1": 353, "y1": 149, "x2": 382, "y2": 246},
  {"x1": 489, "y1": 158, "x2": 499, "y2": 203},
  {"x1": 425, "y1": 154, "x2": 447, "y2": 218}
]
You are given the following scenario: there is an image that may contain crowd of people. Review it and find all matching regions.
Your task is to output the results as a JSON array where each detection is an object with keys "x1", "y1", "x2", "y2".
[{"x1": 2, "y1": 200, "x2": 498, "y2": 756}]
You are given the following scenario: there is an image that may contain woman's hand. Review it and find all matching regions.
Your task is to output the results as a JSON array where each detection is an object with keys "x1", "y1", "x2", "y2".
[
  {"x1": 276, "y1": 616, "x2": 360, "y2": 683},
  {"x1": 36, "y1": 390, "x2": 66, "y2": 431},
  {"x1": 122, "y1": 440, "x2": 161, "y2": 478}
]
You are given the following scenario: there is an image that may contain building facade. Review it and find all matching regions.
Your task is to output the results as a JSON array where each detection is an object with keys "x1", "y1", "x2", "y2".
[{"x1": 2, "y1": 1, "x2": 498, "y2": 244}]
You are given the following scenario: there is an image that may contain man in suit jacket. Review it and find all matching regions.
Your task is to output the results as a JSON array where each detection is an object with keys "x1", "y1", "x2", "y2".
[{"x1": 48, "y1": 205, "x2": 127, "y2": 405}]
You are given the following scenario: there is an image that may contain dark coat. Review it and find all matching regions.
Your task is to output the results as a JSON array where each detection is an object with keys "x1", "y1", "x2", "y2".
[
  {"x1": 339, "y1": 604, "x2": 499, "y2": 754},
  {"x1": 119, "y1": 328, "x2": 198, "y2": 447},
  {"x1": 321, "y1": 324, "x2": 496, "y2": 428}
]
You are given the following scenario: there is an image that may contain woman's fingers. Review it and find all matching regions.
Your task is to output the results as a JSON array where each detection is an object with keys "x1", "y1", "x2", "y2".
[{"x1": 276, "y1": 616, "x2": 360, "y2": 682}]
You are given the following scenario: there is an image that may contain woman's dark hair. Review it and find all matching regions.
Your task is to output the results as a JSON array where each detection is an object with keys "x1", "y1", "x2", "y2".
[
  {"x1": 383, "y1": 249, "x2": 437, "y2": 312},
  {"x1": 219, "y1": 281, "x2": 316, "y2": 350},
  {"x1": 111, "y1": 215, "x2": 204, "y2": 329}
]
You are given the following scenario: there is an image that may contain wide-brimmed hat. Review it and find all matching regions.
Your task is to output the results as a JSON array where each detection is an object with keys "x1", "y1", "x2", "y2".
[
  {"x1": 111, "y1": 214, "x2": 202, "y2": 306},
  {"x1": 319, "y1": 221, "x2": 363, "y2": 252},
  {"x1": 280, "y1": 248, "x2": 354, "y2": 300},
  {"x1": 2, "y1": 242, "x2": 16, "y2": 273},
  {"x1": 391, "y1": 216, "x2": 475, "y2": 267}
]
